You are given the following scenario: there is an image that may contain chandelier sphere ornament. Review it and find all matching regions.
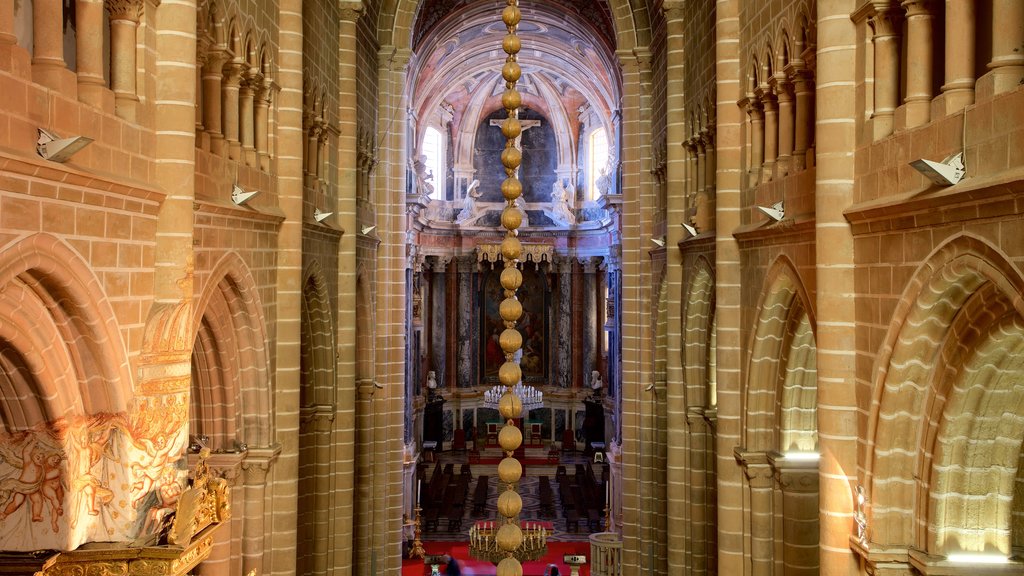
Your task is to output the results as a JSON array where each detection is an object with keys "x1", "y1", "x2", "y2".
[{"x1": 467, "y1": 1, "x2": 547, "y2": 571}]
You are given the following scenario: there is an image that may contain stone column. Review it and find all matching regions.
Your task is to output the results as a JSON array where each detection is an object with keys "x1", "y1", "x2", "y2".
[
  {"x1": 759, "y1": 87, "x2": 778, "y2": 182},
  {"x1": 32, "y1": 0, "x2": 67, "y2": 89},
  {"x1": 736, "y1": 450, "x2": 774, "y2": 576},
  {"x1": 455, "y1": 256, "x2": 476, "y2": 389},
  {"x1": 698, "y1": 131, "x2": 716, "y2": 233},
  {"x1": 686, "y1": 408, "x2": 712, "y2": 576},
  {"x1": 815, "y1": 2, "x2": 860, "y2": 575},
  {"x1": 941, "y1": 0, "x2": 976, "y2": 113},
  {"x1": 902, "y1": 0, "x2": 935, "y2": 127},
  {"x1": 301, "y1": 406, "x2": 335, "y2": 576},
  {"x1": 555, "y1": 257, "x2": 574, "y2": 389},
  {"x1": 241, "y1": 446, "x2": 280, "y2": 576},
  {"x1": 240, "y1": 70, "x2": 260, "y2": 167},
  {"x1": 428, "y1": 257, "x2": 449, "y2": 385},
  {"x1": 747, "y1": 98, "x2": 765, "y2": 185},
  {"x1": 770, "y1": 454, "x2": 820, "y2": 576},
  {"x1": 333, "y1": 6, "x2": 362, "y2": 573},
  {"x1": 868, "y1": 3, "x2": 902, "y2": 140},
  {"x1": 192, "y1": 452, "x2": 244, "y2": 576},
  {"x1": 683, "y1": 139, "x2": 697, "y2": 214},
  {"x1": 107, "y1": 0, "x2": 142, "y2": 121},
  {"x1": 774, "y1": 75, "x2": 794, "y2": 176},
  {"x1": 695, "y1": 138, "x2": 706, "y2": 194},
  {"x1": 76, "y1": 0, "x2": 107, "y2": 106},
  {"x1": 202, "y1": 50, "x2": 228, "y2": 154},
  {"x1": 790, "y1": 67, "x2": 813, "y2": 170},
  {"x1": 306, "y1": 120, "x2": 323, "y2": 177},
  {"x1": 255, "y1": 79, "x2": 272, "y2": 170},
  {"x1": 222, "y1": 60, "x2": 246, "y2": 160},
  {"x1": 988, "y1": 0, "x2": 1024, "y2": 94}
]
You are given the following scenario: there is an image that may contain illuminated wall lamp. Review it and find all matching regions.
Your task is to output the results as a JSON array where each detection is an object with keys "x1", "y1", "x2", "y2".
[
  {"x1": 681, "y1": 222, "x2": 698, "y2": 237},
  {"x1": 313, "y1": 208, "x2": 333, "y2": 223},
  {"x1": 910, "y1": 152, "x2": 965, "y2": 186},
  {"x1": 232, "y1": 184, "x2": 260, "y2": 205},
  {"x1": 37, "y1": 128, "x2": 93, "y2": 163},
  {"x1": 757, "y1": 200, "x2": 785, "y2": 222},
  {"x1": 782, "y1": 451, "x2": 819, "y2": 461}
]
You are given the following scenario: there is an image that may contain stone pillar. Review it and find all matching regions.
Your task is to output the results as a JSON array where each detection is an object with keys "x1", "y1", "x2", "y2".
[
  {"x1": 760, "y1": 88, "x2": 778, "y2": 182},
  {"x1": 736, "y1": 450, "x2": 774, "y2": 576},
  {"x1": 686, "y1": 408, "x2": 712, "y2": 576},
  {"x1": 901, "y1": 0, "x2": 935, "y2": 127},
  {"x1": 790, "y1": 67, "x2": 813, "y2": 170},
  {"x1": 302, "y1": 406, "x2": 335, "y2": 576},
  {"x1": 107, "y1": 0, "x2": 142, "y2": 122},
  {"x1": 241, "y1": 446, "x2": 280, "y2": 576},
  {"x1": 770, "y1": 454, "x2": 820, "y2": 576},
  {"x1": 76, "y1": 0, "x2": 106, "y2": 106},
  {"x1": 868, "y1": 3, "x2": 902, "y2": 140},
  {"x1": 193, "y1": 452, "x2": 245, "y2": 576},
  {"x1": 941, "y1": 0, "x2": 976, "y2": 113},
  {"x1": 555, "y1": 257, "x2": 574, "y2": 389},
  {"x1": 222, "y1": 60, "x2": 246, "y2": 160},
  {"x1": 715, "y1": 1, "x2": 745, "y2": 574},
  {"x1": 32, "y1": 0, "x2": 67, "y2": 89},
  {"x1": 695, "y1": 138, "x2": 706, "y2": 194},
  {"x1": 240, "y1": 70, "x2": 260, "y2": 166},
  {"x1": 333, "y1": 8, "x2": 362, "y2": 572},
  {"x1": 815, "y1": 2, "x2": 860, "y2": 575},
  {"x1": 456, "y1": 256, "x2": 476, "y2": 389},
  {"x1": 255, "y1": 79, "x2": 272, "y2": 170},
  {"x1": 683, "y1": 140, "x2": 697, "y2": 213},
  {"x1": 774, "y1": 76, "x2": 794, "y2": 176},
  {"x1": 988, "y1": 0, "x2": 1024, "y2": 94},
  {"x1": 202, "y1": 50, "x2": 228, "y2": 154}
]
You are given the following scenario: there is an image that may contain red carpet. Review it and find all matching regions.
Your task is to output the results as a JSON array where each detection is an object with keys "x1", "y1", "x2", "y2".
[{"x1": 402, "y1": 541, "x2": 591, "y2": 576}]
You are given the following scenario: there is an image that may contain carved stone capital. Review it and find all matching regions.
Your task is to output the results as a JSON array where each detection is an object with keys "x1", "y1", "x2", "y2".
[
  {"x1": 338, "y1": 1, "x2": 364, "y2": 22},
  {"x1": 300, "y1": 404, "x2": 337, "y2": 433},
  {"x1": 105, "y1": 0, "x2": 143, "y2": 22},
  {"x1": 735, "y1": 448, "x2": 774, "y2": 486},
  {"x1": 241, "y1": 445, "x2": 281, "y2": 486},
  {"x1": 866, "y1": 2, "x2": 902, "y2": 38},
  {"x1": 768, "y1": 452, "x2": 820, "y2": 493}
]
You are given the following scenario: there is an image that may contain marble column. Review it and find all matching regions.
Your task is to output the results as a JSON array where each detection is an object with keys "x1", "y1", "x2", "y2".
[
  {"x1": 107, "y1": 0, "x2": 142, "y2": 121},
  {"x1": 989, "y1": 0, "x2": 1024, "y2": 94},
  {"x1": 203, "y1": 50, "x2": 228, "y2": 154},
  {"x1": 770, "y1": 454, "x2": 820, "y2": 576},
  {"x1": 902, "y1": 0, "x2": 935, "y2": 127},
  {"x1": 32, "y1": 0, "x2": 67, "y2": 89},
  {"x1": 868, "y1": 3, "x2": 902, "y2": 140},
  {"x1": 429, "y1": 257, "x2": 450, "y2": 386},
  {"x1": 759, "y1": 87, "x2": 779, "y2": 182},
  {"x1": 941, "y1": 0, "x2": 976, "y2": 113},
  {"x1": 241, "y1": 446, "x2": 280, "y2": 576},
  {"x1": 774, "y1": 75, "x2": 794, "y2": 176},
  {"x1": 222, "y1": 59, "x2": 246, "y2": 160},
  {"x1": 736, "y1": 450, "x2": 775, "y2": 576},
  {"x1": 455, "y1": 257, "x2": 476, "y2": 389},
  {"x1": 555, "y1": 258, "x2": 574, "y2": 389},
  {"x1": 583, "y1": 258, "x2": 599, "y2": 379},
  {"x1": 76, "y1": 0, "x2": 106, "y2": 106}
]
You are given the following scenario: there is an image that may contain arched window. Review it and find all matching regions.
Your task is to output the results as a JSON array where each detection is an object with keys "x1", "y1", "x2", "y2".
[
  {"x1": 588, "y1": 126, "x2": 609, "y2": 200},
  {"x1": 421, "y1": 126, "x2": 445, "y2": 201}
]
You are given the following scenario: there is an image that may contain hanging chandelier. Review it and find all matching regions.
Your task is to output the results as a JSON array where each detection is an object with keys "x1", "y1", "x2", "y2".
[
  {"x1": 467, "y1": 0, "x2": 547, "y2": 572},
  {"x1": 482, "y1": 382, "x2": 543, "y2": 414}
]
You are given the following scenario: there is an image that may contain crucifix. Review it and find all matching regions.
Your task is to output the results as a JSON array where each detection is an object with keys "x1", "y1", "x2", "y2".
[{"x1": 490, "y1": 117, "x2": 541, "y2": 148}]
